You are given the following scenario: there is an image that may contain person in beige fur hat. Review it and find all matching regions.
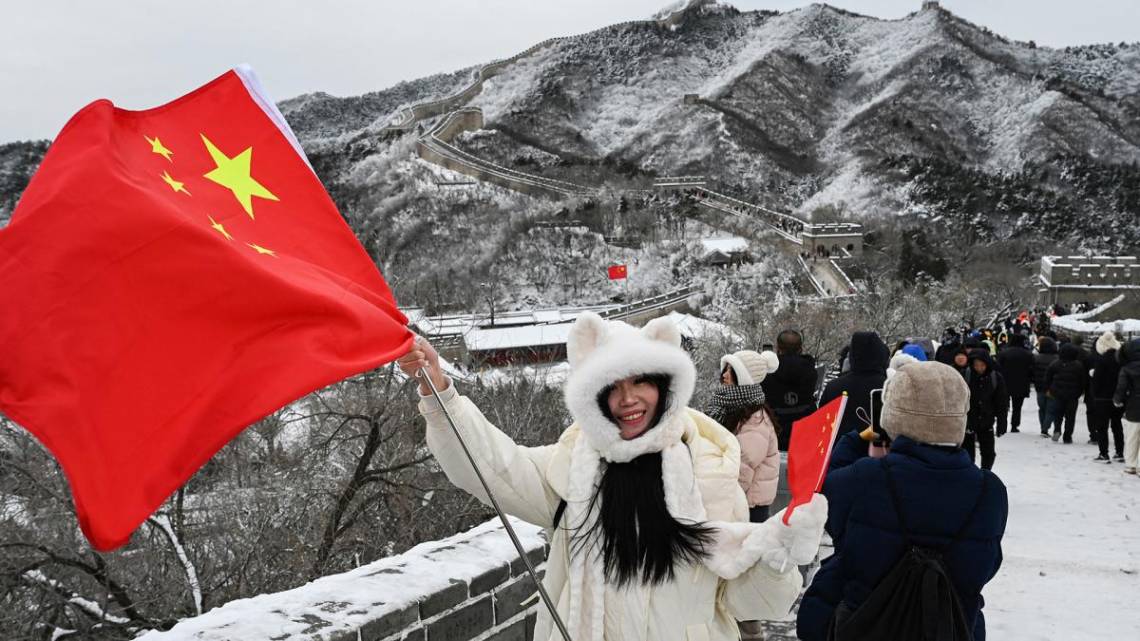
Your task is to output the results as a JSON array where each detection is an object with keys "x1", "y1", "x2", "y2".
[{"x1": 798, "y1": 361, "x2": 1008, "y2": 641}]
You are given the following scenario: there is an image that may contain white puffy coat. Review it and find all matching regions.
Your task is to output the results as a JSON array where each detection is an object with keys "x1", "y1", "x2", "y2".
[{"x1": 420, "y1": 384, "x2": 802, "y2": 641}]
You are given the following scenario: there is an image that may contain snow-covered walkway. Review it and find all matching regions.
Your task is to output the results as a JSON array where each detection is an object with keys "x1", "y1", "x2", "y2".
[{"x1": 980, "y1": 394, "x2": 1139, "y2": 639}]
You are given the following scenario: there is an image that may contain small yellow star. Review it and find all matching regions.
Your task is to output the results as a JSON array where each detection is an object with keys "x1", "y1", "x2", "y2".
[
  {"x1": 207, "y1": 215, "x2": 233, "y2": 241},
  {"x1": 247, "y1": 243, "x2": 277, "y2": 257},
  {"x1": 161, "y1": 171, "x2": 190, "y2": 195},
  {"x1": 145, "y1": 135, "x2": 174, "y2": 161},
  {"x1": 200, "y1": 134, "x2": 278, "y2": 219}
]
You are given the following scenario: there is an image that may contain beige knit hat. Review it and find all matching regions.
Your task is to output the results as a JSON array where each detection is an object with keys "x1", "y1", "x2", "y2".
[
  {"x1": 881, "y1": 361, "x2": 970, "y2": 446},
  {"x1": 720, "y1": 350, "x2": 780, "y2": 386}
]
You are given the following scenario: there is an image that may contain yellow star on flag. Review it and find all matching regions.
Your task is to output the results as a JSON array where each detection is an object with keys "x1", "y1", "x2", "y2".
[
  {"x1": 207, "y1": 215, "x2": 233, "y2": 241},
  {"x1": 200, "y1": 134, "x2": 278, "y2": 219},
  {"x1": 161, "y1": 171, "x2": 190, "y2": 195},
  {"x1": 247, "y1": 243, "x2": 277, "y2": 257},
  {"x1": 145, "y1": 135, "x2": 174, "y2": 161}
]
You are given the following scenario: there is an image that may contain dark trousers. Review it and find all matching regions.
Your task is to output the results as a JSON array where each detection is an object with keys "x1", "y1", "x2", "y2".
[
  {"x1": 1091, "y1": 399, "x2": 1126, "y2": 457},
  {"x1": 963, "y1": 427, "x2": 996, "y2": 470},
  {"x1": 749, "y1": 505, "x2": 770, "y2": 523},
  {"x1": 1009, "y1": 395, "x2": 1026, "y2": 431},
  {"x1": 1037, "y1": 391, "x2": 1050, "y2": 434},
  {"x1": 1045, "y1": 397, "x2": 1079, "y2": 442}
]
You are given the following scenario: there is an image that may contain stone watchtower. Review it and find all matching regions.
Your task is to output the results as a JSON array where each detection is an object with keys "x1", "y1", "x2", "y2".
[
  {"x1": 1039, "y1": 256, "x2": 1140, "y2": 317},
  {"x1": 801, "y1": 222, "x2": 863, "y2": 258}
]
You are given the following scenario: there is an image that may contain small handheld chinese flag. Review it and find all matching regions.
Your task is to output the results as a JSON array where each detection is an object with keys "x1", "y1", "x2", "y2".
[
  {"x1": 782, "y1": 393, "x2": 847, "y2": 525},
  {"x1": 0, "y1": 67, "x2": 413, "y2": 550},
  {"x1": 607, "y1": 264, "x2": 628, "y2": 280}
]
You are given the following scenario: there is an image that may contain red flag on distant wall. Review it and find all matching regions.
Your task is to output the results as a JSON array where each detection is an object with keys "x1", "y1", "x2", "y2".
[
  {"x1": 607, "y1": 264, "x2": 628, "y2": 280},
  {"x1": 783, "y1": 393, "x2": 847, "y2": 525},
  {"x1": 0, "y1": 67, "x2": 413, "y2": 550}
]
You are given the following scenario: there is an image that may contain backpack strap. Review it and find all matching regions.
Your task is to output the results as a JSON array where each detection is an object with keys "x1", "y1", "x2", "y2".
[
  {"x1": 883, "y1": 462, "x2": 990, "y2": 548},
  {"x1": 552, "y1": 498, "x2": 568, "y2": 530},
  {"x1": 950, "y1": 472, "x2": 990, "y2": 543},
  {"x1": 881, "y1": 463, "x2": 913, "y2": 546}
]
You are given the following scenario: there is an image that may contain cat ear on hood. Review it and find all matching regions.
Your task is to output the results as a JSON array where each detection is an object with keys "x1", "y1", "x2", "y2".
[
  {"x1": 567, "y1": 312, "x2": 608, "y2": 368},
  {"x1": 642, "y1": 315, "x2": 682, "y2": 348}
]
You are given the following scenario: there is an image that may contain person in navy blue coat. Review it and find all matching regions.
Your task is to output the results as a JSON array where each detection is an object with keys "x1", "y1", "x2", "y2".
[{"x1": 797, "y1": 361, "x2": 1009, "y2": 641}]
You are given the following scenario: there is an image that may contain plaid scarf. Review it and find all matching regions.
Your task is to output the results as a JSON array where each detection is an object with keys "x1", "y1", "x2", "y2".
[{"x1": 706, "y1": 383, "x2": 767, "y2": 427}]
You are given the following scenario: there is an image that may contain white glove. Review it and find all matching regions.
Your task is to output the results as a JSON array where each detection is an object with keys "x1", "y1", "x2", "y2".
[{"x1": 757, "y1": 494, "x2": 829, "y2": 572}]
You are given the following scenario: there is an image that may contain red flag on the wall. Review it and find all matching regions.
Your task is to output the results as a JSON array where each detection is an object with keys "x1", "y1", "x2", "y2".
[
  {"x1": 607, "y1": 264, "x2": 628, "y2": 280},
  {"x1": 783, "y1": 393, "x2": 847, "y2": 525},
  {"x1": 0, "y1": 67, "x2": 413, "y2": 550}
]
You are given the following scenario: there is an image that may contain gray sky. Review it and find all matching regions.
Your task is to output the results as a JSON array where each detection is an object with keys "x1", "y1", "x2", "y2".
[{"x1": 2, "y1": 0, "x2": 1137, "y2": 143}]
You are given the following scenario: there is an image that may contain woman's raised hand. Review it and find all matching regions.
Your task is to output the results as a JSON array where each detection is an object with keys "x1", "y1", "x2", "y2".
[{"x1": 397, "y1": 335, "x2": 450, "y2": 395}]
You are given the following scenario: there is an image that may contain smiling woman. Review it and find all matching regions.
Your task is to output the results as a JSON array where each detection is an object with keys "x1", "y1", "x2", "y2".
[
  {"x1": 597, "y1": 373, "x2": 668, "y2": 440},
  {"x1": 396, "y1": 312, "x2": 831, "y2": 641}
]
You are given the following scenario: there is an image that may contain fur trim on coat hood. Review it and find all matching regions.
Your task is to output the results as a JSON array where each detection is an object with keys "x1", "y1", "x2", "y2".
[{"x1": 564, "y1": 312, "x2": 696, "y2": 463}]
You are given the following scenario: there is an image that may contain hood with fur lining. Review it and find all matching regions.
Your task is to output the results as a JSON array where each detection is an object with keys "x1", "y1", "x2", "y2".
[{"x1": 564, "y1": 312, "x2": 697, "y2": 463}]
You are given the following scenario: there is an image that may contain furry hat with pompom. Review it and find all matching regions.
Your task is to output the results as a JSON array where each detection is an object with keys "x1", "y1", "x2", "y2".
[{"x1": 720, "y1": 350, "x2": 780, "y2": 386}]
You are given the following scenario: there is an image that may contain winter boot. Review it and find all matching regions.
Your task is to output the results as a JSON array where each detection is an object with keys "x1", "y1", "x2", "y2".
[{"x1": 1052, "y1": 430, "x2": 1062, "y2": 442}]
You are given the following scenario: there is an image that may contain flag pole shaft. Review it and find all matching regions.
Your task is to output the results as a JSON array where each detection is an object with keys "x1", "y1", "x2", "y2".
[{"x1": 417, "y1": 370, "x2": 573, "y2": 641}]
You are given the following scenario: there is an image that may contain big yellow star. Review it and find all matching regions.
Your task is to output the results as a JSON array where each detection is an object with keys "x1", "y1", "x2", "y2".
[
  {"x1": 161, "y1": 171, "x2": 190, "y2": 195},
  {"x1": 200, "y1": 134, "x2": 278, "y2": 219},
  {"x1": 207, "y1": 215, "x2": 233, "y2": 241},
  {"x1": 247, "y1": 243, "x2": 277, "y2": 257},
  {"x1": 145, "y1": 135, "x2": 174, "y2": 161}
]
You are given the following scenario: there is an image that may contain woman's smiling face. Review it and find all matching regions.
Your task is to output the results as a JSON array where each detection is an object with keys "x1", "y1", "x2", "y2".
[{"x1": 607, "y1": 376, "x2": 661, "y2": 440}]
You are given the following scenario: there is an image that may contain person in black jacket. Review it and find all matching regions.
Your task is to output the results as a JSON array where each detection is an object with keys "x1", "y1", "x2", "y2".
[
  {"x1": 995, "y1": 333, "x2": 1034, "y2": 435},
  {"x1": 1045, "y1": 343, "x2": 1088, "y2": 444},
  {"x1": 1071, "y1": 334, "x2": 1098, "y2": 443},
  {"x1": 1032, "y1": 337, "x2": 1060, "y2": 436},
  {"x1": 762, "y1": 329, "x2": 819, "y2": 450},
  {"x1": 1090, "y1": 331, "x2": 1126, "y2": 462},
  {"x1": 1114, "y1": 338, "x2": 1140, "y2": 474},
  {"x1": 935, "y1": 328, "x2": 963, "y2": 366},
  {"x1": 820, "y1": 331, "x2": 890, "y2": 438},
  {"x1": 964, "y1": 349, "x2": 1008, "y2": 470}
]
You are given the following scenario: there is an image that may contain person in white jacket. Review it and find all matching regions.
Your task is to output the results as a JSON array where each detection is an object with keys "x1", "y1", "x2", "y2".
[{"x1": 398, "y1": 313, "x2": 828, "y2": 641}]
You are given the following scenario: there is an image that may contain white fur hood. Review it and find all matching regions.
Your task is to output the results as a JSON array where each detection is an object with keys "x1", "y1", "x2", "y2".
[{"x1": 563, "y1": 312, "x2": 697, "y2": 463}]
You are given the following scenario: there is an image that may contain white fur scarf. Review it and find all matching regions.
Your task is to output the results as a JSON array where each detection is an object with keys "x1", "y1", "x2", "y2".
[{"x1": 561, "y1": 422, "x2": 708, "y2": 641}]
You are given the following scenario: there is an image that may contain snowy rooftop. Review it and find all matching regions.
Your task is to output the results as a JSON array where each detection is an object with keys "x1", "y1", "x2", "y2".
[
  {"x1": 698, "y1": 236, "x2": 749, "y2": 256},
  {"x1": 464, "y1": 323, "x2": 574, "y2": 351}
]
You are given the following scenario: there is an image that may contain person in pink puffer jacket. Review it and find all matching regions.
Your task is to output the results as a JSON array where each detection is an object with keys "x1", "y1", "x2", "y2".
[{"x1": 708, "y1": 350, "x2": 782, "y2": 523}]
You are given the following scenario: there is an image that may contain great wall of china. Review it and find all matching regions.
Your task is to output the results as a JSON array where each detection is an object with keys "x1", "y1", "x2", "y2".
[{"x1": 138, "y1": 8, "x2": 855, "y2": 638}]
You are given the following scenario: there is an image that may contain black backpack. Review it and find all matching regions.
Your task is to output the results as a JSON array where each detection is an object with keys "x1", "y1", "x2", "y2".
[{"x1": 830, "y1": 464, "x2": 988, "y2": 641}]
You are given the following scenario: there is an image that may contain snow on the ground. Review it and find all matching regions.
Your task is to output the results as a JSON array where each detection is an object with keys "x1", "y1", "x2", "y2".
[{"x1": 984, "y1": 393, "x2": 1140, "y2": 639}]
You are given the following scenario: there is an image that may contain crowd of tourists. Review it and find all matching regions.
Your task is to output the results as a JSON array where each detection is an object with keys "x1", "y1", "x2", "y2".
[{"x1": 395, "y1": 311, "x2": 1139, "y2": 641}]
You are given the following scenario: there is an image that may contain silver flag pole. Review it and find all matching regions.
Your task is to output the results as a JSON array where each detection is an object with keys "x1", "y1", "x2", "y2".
[{"x1": 416, "y1": 370, "x2": 573, "y2": 641}]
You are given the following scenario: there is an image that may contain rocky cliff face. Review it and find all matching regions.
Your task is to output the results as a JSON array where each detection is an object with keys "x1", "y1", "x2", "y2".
[{"x1": 3, "y1": 2, "x2": 1138, "y2": 303}]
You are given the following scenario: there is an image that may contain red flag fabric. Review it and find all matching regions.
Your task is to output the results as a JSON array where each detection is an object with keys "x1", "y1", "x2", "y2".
[
  {"x1": 0, "y1": 67, "x2": 413, "y2": 550},
  {"x1": 782, "y1": 393, "x2": 847, "y2": 525},
  {"x1": 607, "y1": 264, "x2": 628, "y2": 280}
]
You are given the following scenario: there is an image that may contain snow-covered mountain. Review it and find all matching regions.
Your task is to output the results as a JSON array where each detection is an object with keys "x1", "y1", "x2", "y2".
[{"x1": 3, "y1": 1, "x2": 1138, "y2": 305}]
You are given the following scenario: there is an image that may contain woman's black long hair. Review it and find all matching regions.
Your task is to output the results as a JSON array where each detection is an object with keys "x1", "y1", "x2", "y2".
[{"x1": 567, "y1": 374, "x2": 714, "y2": 587}]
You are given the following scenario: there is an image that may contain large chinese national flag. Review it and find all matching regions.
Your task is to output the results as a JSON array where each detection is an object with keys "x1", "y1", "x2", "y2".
[
  {"x1": 783, "y1": 393, "x2": 847, "y2": 525},
  {"x1": 0, "y1": 67, "x2": 413, "y2": 550}
]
